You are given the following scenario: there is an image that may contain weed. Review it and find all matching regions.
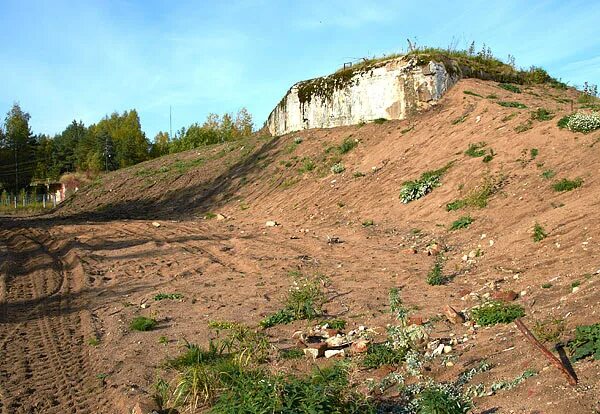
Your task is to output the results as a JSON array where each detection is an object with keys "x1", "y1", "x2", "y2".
[
  {"x1": 532, "y1": 318, "x2": 565, "y2": 343},
  {"x1": 362, "y1": 343, "x2": 407, "y2": 368},
  {"x1": 323, "y1": 318, "x2": 347, "y2": 330},
  {"x1": 154, "y1": 293, "x2": 183, "y2": 301},
  {"x1": 463, "y1": 90, "x2": 483, "y2": 97},
  {"x1": 401, "y1": 126, "x2": 414, "y2": 134},
  {"x1": 486, "y1": 93, "x2": 498, "y2": 99},
  {"x1": 498, "y1": 101, "x2": 527, "y2": 109},
  {"x1": 159, "y1": 336, "x2": 169, "y2": 345},
  {"x1": 541, "y1": 283, "x2": 552, "y2": 289},
  {"x1": 498, "y1": 83, "x2": 521, "y2": 93},
  {"x1": 464, "y1": 142, "x2": 487, "y2": 157},
  {"x1": 470, "y1": 301, "x2": 525, "y2": 326},
  {"x1": 449, "y1": 215, "x2": 473, "y2": 231},
  {"x1": 531, "y1": 108, "x2": 554, "y2": 121},
  {"x1": 298, "y1": 157, "x2": 315, "y2": 173},
  {"x1": 362, "y1": 219, "x2": 374, "y2": 227},
  {"x1": 88, "y1": 337, "x2": 100, "y2": 346},
  {"x1": 373, "y1": 118, "x2": 388, "y2": 124},
  {"x1": 417, "y1": 386, "x2": 470, "y2": 414},
  {"x1": 514, "y1": 120, "x2": 533, "y2": 133},
  {"x1": 451, "y1": 114, "x2": 468, "y2": 125},
  {"x1": 532, "y1": 223, "x2": 547, "y2": 242},
  {"x1": 568, "y1": 323, "x2": 600, "y2": 361},
  {"x1": 482, "y1": 152, "x2": 495, "y2": 163},
  {"x1": 427, "y1": 259, "x2": 446, "y2": 286},
  {"x1": 501, "y1": 112, "x2": 518, "y2": 122},
  {"x1": 260, "y1": 274, "x2": 327, "y2": 328},
  {"x1": 557, "y1": 114, "x2": 572, "y2": 129},
  {"x1": 278, "y1": 348, "x2": 304, "y2": 360},
  {"x1": 338, "y1": 137, "x2": 358, "y2": 154},
  {"x1": 571, "y1": 280, "x2": 581, "y2": 288},
  {"x1": 530, "y1": 148, "x2": 539, "y2": 159},
  {"x1": 209, "y1": 321, "x2": 271, "y2": 363},
  {"x1": 204, "y1": 212, "x2": 217, "y2": 219},
  {"x1": 130, "y1": 316, "x2": 158, "y2": 332},
  {"x1": 489, "y1": 369, "x2": 536, "y2": 394},
  {"x1": 552, "y1": 177, "x2": 583, "y2": 192},
  {"x1": 331, "y1": 162, "x2": 345, "y2": 174},
  {"x1": 400, "y1": 162, "x2": 453, "y2": 203},
  {"x1": 541, "y1": 169, "x2": 556, "y2": 179},
  {"x1": 353, "y1": 171, "x2": 366, "y2": 178},
  {"x1": 566, "y1": 112, "x2": 600, "y2": 133},
  {"x1": 446, "y1": 199, "x2": 466, "y2": 211}
]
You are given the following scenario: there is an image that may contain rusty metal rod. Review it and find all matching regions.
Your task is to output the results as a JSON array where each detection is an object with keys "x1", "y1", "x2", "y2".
[{"x1": 514, "y1": 318, "x2": 577, "y2": 386}]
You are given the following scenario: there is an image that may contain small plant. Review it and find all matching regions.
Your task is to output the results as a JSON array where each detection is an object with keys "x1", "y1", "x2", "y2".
[
  {"x1": 450, "y1": 215, "x2": 473, "y2": 231},
  {"x1": 552, "y1": 177, "x2": 583, "y2": 192},
  {"x1": 532, "y1": 223, "x2": 547, "y2": 242},
  {"x1": 330, "y1": 162, "x2": 345, "y2": 174},
  {"x1": 532, "y1": 318, "x2": 565, "y2": 343},
  {"x1": 446, "y1": 199, "x2": 466, "y2": 211},
  {"x1": 501, "y1": 112, "x2": 518, "y2": 122},
  {"x1": 362, "y1": 219, "x2": 374, "y2": 227},
  {"x1": 515, "y1": 121, "x2": 533, "y2": 133},
  {"x1": 451, "y1": 114, "x2": 468, "y2": 125},
  {"x1": 571, "y1": 280, "x2": 581, "y2": 289},
  {"x1": 541, "y1": 169, "x2": 556, "y2": 179},
  {"x1": 417, "y1": 385, "x2": 470, "y2": 414},
  {"x1": 557, "y1": 114, "x2": 572, "y2": 129},
  {"x1": 498, "y1": 83, "x2": 521, "y2": 93},
  {"x1": 530, "y1": 148, "x2": 539, "y2": 159},
  {"x1": 464, "y1": 142, "x2": 487, "y2": 157},
  {"x1": 498, "y1": 101, "x2": 527, "y2": 109},
  {"x1": 566, "y1": 112, "x2": 600, "y2": 133},
  {"x1": 426, "y1": 259, "x2": 446, "y2": 286},
  {"x1": 204, "y1": 212, "x2": 217, "y2": 219},
  {"x1": 88, "y1": 337, "x2": 100, "y2": 346},
  {"x1": 463, "y1": 90, "x2": 483, "y2": 97},
  {"x1": 323, "y1": 319, "x2": 347, "y2": 330},
  {"x1": 278, "y1": 348, "x2": 305, "y2": 360},
  {"x1": 298, "y1": 157, "x2": 315, "y2": 173},
  {"x1": 541, "y1": 283, "x2": 552, "y2": 288},
  {"x1": 338, "y1": 137, "x2": 358, "y2": 154},
  {"x1": 154, "y1": 293, "x2": 183, "y2": 301},
  {"x1": 482, "y1": 151, "x2": 495, "y2": 163},
  {"x1": 159, "y1": 336, "x2": 169, "y2": 345},
  {"x1": 470, "y1": 301, "x2": 525, "y2": 326},
  {"x1": 373, "y1": 117, "x2": 388, "y2": 124},
  {"x1": 568, "y1": 323, "x2": 600, "y2": 361},
  {"x1": 531, "y1": 108, "x2": 554, "y2": 121},
  {"x1": 486, "y1": 93, "x2": 498, "y2": 99},
  {"x1": 130, "y1": 316, "x2": 158, "y2": 332},
  {"x1": 362, "y1": 343, "x2": 407, "y2": 369},
  {"x1": 400, "y1": 163, "x2": 453, "y2": 203}
]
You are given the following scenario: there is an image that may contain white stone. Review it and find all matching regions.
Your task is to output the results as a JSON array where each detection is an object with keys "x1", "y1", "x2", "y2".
[
  {"x1": 443, "y1": 345, "x2": 453, "y2": 354},
  {"x1": 265, "y1": 220, "x2": 278, "y2": 227},
  {"x1": 152, "y1": 221, "x2": 161, "y2": 228},
  {"x1": 324, "y1": 349, "x2": 345, "y2": 358},
  {"x1": 266, "y1": 57, "x2": 458, "y2": 135}
]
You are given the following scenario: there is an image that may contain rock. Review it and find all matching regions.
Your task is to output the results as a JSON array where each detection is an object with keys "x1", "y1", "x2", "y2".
[
  {"x1": 265, "y1": 220, "x2": 278, "y2": 227},
  {"x1": 443, "y1": 345, "x2": 453, "y2": 354},
  {"x1": 468, "y1": 250, "x2": 477, "y2": 259},
  {"x1": 304, "y1": 348, "x2": 320, "y2": 359},
  {"x1": 306, "y1": 341, "x2": 327, "y2": 358},
  {"x1": 350, "y1": 339, "x2": 370, "y2": 354},
  {"x1": 140, "y1": 303, "x2": 149, "y2": 309},
  {"x1": 324, "y1": 328, "x2": 340, "y2": 338},
  {"x1": 151, "y1": 222, "x2": 161, "y2": 228},
  {"x1": 446, "y1": 361, "x2": 455, "y2": 367},
  {"x1": 492, "y1": 290, "x2": 518, "y2": 302},
  {"x1": 131, "y1": 398, "x2": 160, "y2": 414},
  {"x1": 407, "y1": 315, "x2": 424, "y2": 326},
  {"x1": 432, "y1": 343, "x2": 445, "y2": 356},
  {"x1": 325, "y1": 349, "x2": 345, "y2": 358},
  {"x1": 572, "y1": 286, "x2": 580, "y2": 293},
  {"x1": 325, "y1": 335, "x2": 349, "y2": 348},
  {"x1": 402, "y1": 248, "x2": 417, "y2": 254},
  {"x1": 216, "y1": 214, "x2": 226, "y2": 220},
  {"x1": 444, "y1": 305, "x2": 465, "y2": 324}
]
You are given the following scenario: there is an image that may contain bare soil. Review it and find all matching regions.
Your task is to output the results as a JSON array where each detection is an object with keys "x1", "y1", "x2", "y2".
[{"x1": 1, "y1": 79, "x2": 599, "y2": 413}]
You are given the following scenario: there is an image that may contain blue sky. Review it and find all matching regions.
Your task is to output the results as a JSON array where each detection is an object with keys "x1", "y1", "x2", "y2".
[{"x1": 1, "y1": 0, "x2": 599, "y2": 140}]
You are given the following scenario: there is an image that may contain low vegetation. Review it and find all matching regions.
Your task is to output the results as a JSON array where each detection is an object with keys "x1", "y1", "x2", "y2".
[
  {"x1": 552, "y1": 177, "x2": 583, "y2": 192},
  {"x1": 154, "y1": 293, "x2": 183, "y2": 301},
  {"x1": 530, "y1": 108, "x2": 554, "y2": 121},
  {"x1": 532, "y1": 318, "x2": 565, "y2": 343},
  {"x1": 497, "y1": 101, "x2": 527, "y2": 109},
  {"x1": 565, "y1": 112, "x2": 600, "y2": 133},
  {"x1": 498, "y1": 83, "x2": 521, "y2": 93},
  {"x1": 449, "y1": 215, "x2": 473, "y2": 231},
  {"x1": 470, "y1": 301, "x2": 525, "y2": 326},
  {"x1": 130, "y1": 316, "x2": 158, "y2": 332},
  {"x1": 464, "y1": 142, "x2": 487, "y2": 157},
  {"x1": 532, "y1": 223, "x2": 547, "y2": 242},
  {"x1": 400, "y1": 162, "x2": 453, "y2": 203},
  {"x1": 447, "y1": 175, "x2": 504, "y2": 211},
  {"x1": 568, "y1": 323, "x2": 600, "y2": 361},
  {"x1": 426, "y1": 258, "x2": 446, "y2": 286}
]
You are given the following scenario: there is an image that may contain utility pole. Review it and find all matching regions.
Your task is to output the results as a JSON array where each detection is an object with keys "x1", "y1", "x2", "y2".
[
  {"x1": 169, "y1": 106, "x2": 172, "y2": 139},
  {"x1": 14, "y1": 137, "x2": 18, "y2": 197}
]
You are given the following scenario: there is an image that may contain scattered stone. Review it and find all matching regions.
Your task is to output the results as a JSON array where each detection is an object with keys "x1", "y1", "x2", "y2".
[
  {"x1": 432, "y1": 343, "x2": 445, "y2": 356},
  {"x1": 304, "y1": 348, "x2": 320, "y2": 359},
  {"x1": 444, "y1": 305, "x2": 466, "y2": 324},
  {"x1": 492, "y1": 290, "x2": 518, "y2": 302},
  {"x1": 265, "y1": 220, "x2": 278, "y2": 227},
  {"x1": 140, "y1": 303, "x2": 149, "y2": 309},
  {"x1": 350, "y1": 339, "x2": 370, "y2": 354},
  {"x1": 324, "y1": 349, "x2": 345, "y2": 358},
  {"x1": 402, "y1": 248, "x2": 417, "y2": 254},
  {"x1": 306, "y1": 341, "x2": 327, "y2": 358},
  {"x1": 443, "y1": 345, "x2": 453, "y2": 354},
  {"x1": 446, "y1": 361, "x2": 455, "y2": 367},
  {"x1": 572, "y1": 286, "x2": 580, "y2": 293},
  {"x1": 216, "y1": 214, "x2": 226, "y2": 220},
  {"x1": 425, "y1": 243, "x2": 441, "y2": 256},
  {"x1": 468, "y1": 250, "x2": 478, "y2": 259},
  {"x1": 151, "y1": 222, "x2": 161, "y2": 228}
]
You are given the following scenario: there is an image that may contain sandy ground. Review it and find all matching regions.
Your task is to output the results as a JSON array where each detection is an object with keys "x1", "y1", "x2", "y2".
[{"x1": 1, "y1": 79, "x2": 599, "y2": 413}]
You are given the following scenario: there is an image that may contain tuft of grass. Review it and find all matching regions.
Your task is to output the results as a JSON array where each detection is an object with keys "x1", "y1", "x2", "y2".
[
  {"x1": 557, "y1": 114, "x2": 572, "y2": 129},
  {"x1": 530, "y1": 148, "x2": 539, "y2": 159},
  {"x1": 447, "y1": 175, "x2": 504, "y2": 211},
  {"x1": 373, "y1": 118, "x2": 388, "y2": 124},
  {"x1": 515, "y1": 121, "x2": 533, "y2": 133},
  {"x1": 532, "y1": 318, "x2": 565, "y2": 343},
  {"x1": 362, "y1": 219, "x2": 374, "y2": 227},
  {"x1": 464, "y1": 142, "x2": 487, "y2": 157},
  {"x1": 541, "y1": 283, "x2": 552, "y2": 289},
  {"x1": 501, "y1": 112, "x2": 518, "y2": 122},
  {"x1": 498, "y1": 83, "x2": 521, "y2": 93},
  {"x1": 486, "y1": 93, "x2": 498, "y2": 99},
  {"x1": 338, "y1": 137, "x2": 358, "y2": 154},
  {"x1": 552, "y1": 178, "x2": 583, "y2": 192},
  {"x1": 400, "y1": 162, "x2": 453, "y2": 203},
  {"x1": 362, "y1": 343, "x2": 407, "y2": 369},
  {"x1": 426, "y1": 259, "x2": 446, "y2": 286},
  {"x1": 463, "y1": 90, "x2": 483, "y2": 97},
  {"x1": 204, "y1": 212, "x2": 217, "y2": 219},
  {"x1": 323, "y1": 318, "x2": 347, "y2": 330},
  {"x1": 278, "y1": 348, "x2": 305, "y2": 360},
  {"x1": 451, "y1": 114, "x2": 468, "y2": 125},
  {"x1": 498, "y1": 101, "x2": 527, "y2": 109},
  {"x1": 541, "y1": 169, "x2": 556, "y2": 179},
  {"x1": 446, "y1": 199, "x2": 466, "y2": 211},
  {"x1": 532, "y1": 223, "x2": 547, "y2": 242},
  {"x1": 130, "y1": 316, "x2": 158, "y2": 332},
  {"x1": 353, "y1": 171, "x2": 366, "y2": 178},
  {"x1": 471, "y1": 301, "x2": 525, "y2": 326},
  {"x1": 449, "y1": 215, "x2": 473, "y2": 231},
  {"x1": 417, "y1": 386, "x2": 470, "y2": 414},
  {"x1": 298, "y1": 157, "x2": 315, "y2": 173},
  {"x1": 531, "y1": 108, "x2": 554, "y2": 121},
  {"x1": 88, "y1": 337, "x2": 100, "y2": 346},
  {"x1": 154, "y1": 293, "x2": 183, "y2": 301},
  {"x1": 571, "y1": 280, "x2": 581, "y2": 289},
  {"x1": 330, "y1": 162, "x2": 345, "y2": 174}
]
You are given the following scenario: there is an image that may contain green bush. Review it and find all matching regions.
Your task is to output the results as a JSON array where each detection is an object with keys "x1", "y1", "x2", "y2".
[
  {"x1": 471, "y1": 301, "x2": 525, "y2": 326},
  {"x1": 531, "y1": 108, "x2": 554, "y2": 121},
  {"x1": 338, "y1": 137, "x2": 358, "y2": 154},
  {"x1": 417, "y1": 385, "x2": 470, "y2": 414},
  {"x1": 130, "y1": 316, "x2": 157, "y2": 332},
  {"x1": 532, "y1": 223, "x2": 547, "y2": 242},
  {"x1": 541, "y1": 169, "x2": 556, "y2": 179},
  {"x1": 552, "y1": 178, "x2": 583, "y2": 192},
  {"x1": 498, "y1": 83, "x2": 521, "y2": 93},
  {"x1": 331, "y1": 162, "x2": 345, "y2": 174},
  {"x1": 449, "y1": 215, "x2": 473, "y2": 231},
  {"x1": 557, "y1": 114, "x2": 572, "y2": 129},
  {"x1": 373, "y1": 118, "x2": 388, "y2": 124},
  {"x1": 498, "y1": 101, "x2": 527, "y2": 109},
  {"x1": 362, "y1": 343, "x2": 407, "y2": 369},
  {"x1": 426, "y1": 260, "x2": 446, "y2": 286},
  {"x1": 400, "y1": 163, "x2": 453, "y2": 203},
  {"x1": 463, "y1": 90, "x2": 483, "y2": 97},
  {"x1": 464, "y1": 142, "x2": 487, "y2": 157},
  {"x1": 154, "y1": 293, "x2": 183, "y2": 301},
  {"x1": 568, "y1": 323, "x2": 600, "y2": 361},
  {"x1": 566, "y1": 112, "x2": 600, "y2": 133}
]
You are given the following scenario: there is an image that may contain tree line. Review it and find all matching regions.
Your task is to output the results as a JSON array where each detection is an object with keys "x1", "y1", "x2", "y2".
[{"x1": 0, "y1": 103, "x2": 254, "y2": 192}]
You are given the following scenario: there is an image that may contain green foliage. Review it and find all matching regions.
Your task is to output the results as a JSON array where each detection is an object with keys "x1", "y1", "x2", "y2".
[
  {"x1": 426, "y1": 259, "x2": 446, "y2": 286},
  {"x1": 154, "y1": 293, "x2": 183, "y2": 301},
  {"x1": 88, "y1": 337, "x2": 100, "y2": 346},
  {"x1": 331, "y1": 162, "x2": 345, "y2": 174},
  {"x1": 530, "y1": 148, "x2": 539, "y2": 159},
  {"x1": 463, "y1": 90, "x2": 483, "y2": 97},
  {"x1": 451, "y1": 114, "x2": 468, "y2": 125},
  {"x1": 482, "y1": 153, "x2": 494, "y2": 163},
  {"x1": 552, "y1": 177, "x2": 583, "y2": 192},
  {"x1": 497, "y1": 101, "x2": 527, "y2": 109},
  {"x1": 541, "y1": 169, "x2": 556, "y2": 179},
  {"x1": 373, "y1": 118, "x2": 388, "y2": 124},
  {"x1": 130, "y1": 316, "x2": 157, "y2": 331},
  {"x1": 338, "y1": 137, "x2": 358, "y2": 154},
  {"x1": 449, "y1": 215, "x2": 473, "y2": 231},
  {"x1": 571, "y1": 280, "x2": 581, "y2": 288},
  {"x1": 530, "y1": 108, "x2": 554, "y2": 121},
  {"x1": 400, "y1": 163, "x2": 453, "y2": 203},
  {"x1": 568, "y1": 323, "x2": 600, "y2": 361},
  {"x1": 324, "y1": 319, "x2": 347, "y2": 330},
  {"x1": 532, "y1": 223, "x2": 547, "y2": 242},
  {"x1": 514, "y1": 121, "x2": 533, "y2": 133},
  {"x1": 446, "y1": 199, "x2": 466, "y2": 211},
  {"x1": 298, "y1": 157, "x2": 315, "y2": 173},
  {"x1": 0, "y1": 103, "x2": 35, "y2": 190},
  {"x1": 417, "y1": 386, "x2": 470, "y2": 414},
  {"x1": 260, "y1": 275, "x2": 327, "y2": 328},
  {"x1": 278, "y1": 348, "x2": 305, "y2": 360},
  {"x1": 498, "y1": 83, "x2": 521, "y2": 93},
  {"x1": 541, "y1": 283, "x2": 552, "y2": 289},
  {"x1": 565, "y1": 112, "x2": 600, "y2": 133},
  {"x1": 362, "y1": 343, "x2": 407, "y2": 368},
  {"x1": 557, "y1": 114, "x2": 572, "y2": 129},
  {"x1": 470, "y1": 301, "x2": 525, "y2": 326},
  {"x1": 532, "y1": 318, "x2": 565, "y2": 343},
  {"x1": 486, "y1": 93, "x2": 498, "y2": 99},
  {"x1": 464, "y1": 142, "x2": 487, "y2": 157},
  {"x1": 362, "y1": 219, "x2": 374, "y2": 227}
]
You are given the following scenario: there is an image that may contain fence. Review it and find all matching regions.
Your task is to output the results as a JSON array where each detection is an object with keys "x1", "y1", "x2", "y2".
[{"x1": 0, "y1": 192, "x2": 59, "y2": 210}]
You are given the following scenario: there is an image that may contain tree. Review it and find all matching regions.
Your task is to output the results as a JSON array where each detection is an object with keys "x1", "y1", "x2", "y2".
[
  {"x1": 150, "y1": 131, "x2": 170, "y2": 158},
  {"x1": 0, "y1": 103, "x2": 35, "y2": 191},
  {"x1": 234, "y1": 107, "x2": 254, "y2": 137},
  {"x1": 56, "y1": 120, "x2": 86, "y2": 173}
]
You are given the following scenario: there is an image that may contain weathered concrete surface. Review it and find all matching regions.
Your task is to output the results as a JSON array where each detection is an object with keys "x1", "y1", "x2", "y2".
[{"x1": 266, "y1": 57, "x2": 458, "y2": 136}]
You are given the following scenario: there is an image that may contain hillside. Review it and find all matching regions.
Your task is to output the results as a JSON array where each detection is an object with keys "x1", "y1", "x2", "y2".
[{"x1": 2, "y1": 78, "x2": 599, "y2": 413}]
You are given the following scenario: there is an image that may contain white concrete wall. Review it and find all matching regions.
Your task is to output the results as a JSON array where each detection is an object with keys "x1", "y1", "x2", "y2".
[{"x1": 266, "y1": 57, "x2": 457, "y2": 136}]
